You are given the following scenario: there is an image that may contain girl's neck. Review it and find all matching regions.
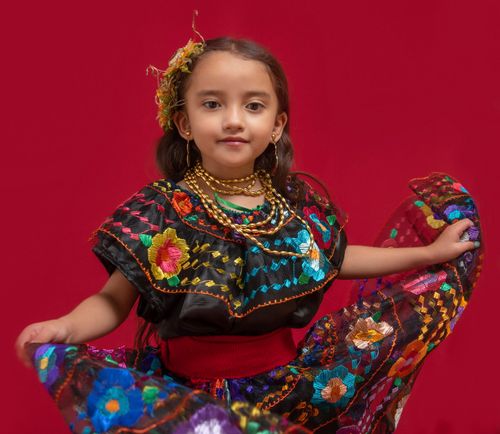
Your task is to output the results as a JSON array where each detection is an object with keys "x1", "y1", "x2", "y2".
[{"x1": 200, "y1": 161, "x2": 257, "y2": 181}]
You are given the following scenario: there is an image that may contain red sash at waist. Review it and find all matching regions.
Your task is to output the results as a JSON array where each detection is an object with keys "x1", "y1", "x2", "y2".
[{"x1": 160, "y1": 328, "x2": 297, "y2": 379}]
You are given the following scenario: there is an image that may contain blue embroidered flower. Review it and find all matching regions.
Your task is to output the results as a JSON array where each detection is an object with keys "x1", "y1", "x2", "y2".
[
  {"x1": 172, "y1": 404, "x2": 241, "y2": 434},
  {"x1": 443, "y1": 204, "x2": 475, "y2": 221},
  {"x1": 87, "y1": 368, "x2": 144, "y2": 432},
  {"x1": 288, "y1": 229, "x2": 328, "y2": 282},
  {"x1": 312, "y1": 366, "x2": 356, "y2": 408}
]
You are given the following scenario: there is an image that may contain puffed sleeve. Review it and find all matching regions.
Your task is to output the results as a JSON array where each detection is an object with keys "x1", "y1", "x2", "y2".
[
  {"x1": 293, "y1": 176, "x2": 348, "y2": 273},
  {"x1": 89, "y1": 183, "x2": 171, "y2": 323}
]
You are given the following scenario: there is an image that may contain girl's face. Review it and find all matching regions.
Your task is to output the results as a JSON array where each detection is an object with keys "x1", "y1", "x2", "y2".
[{"x1": 174, "y1": 51, "x2": 287, "y2": 179}]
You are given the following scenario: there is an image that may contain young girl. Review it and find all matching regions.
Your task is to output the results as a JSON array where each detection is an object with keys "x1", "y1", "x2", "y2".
[{"x1": 16, "y1": 34, "x2": 482, "y2": 434}]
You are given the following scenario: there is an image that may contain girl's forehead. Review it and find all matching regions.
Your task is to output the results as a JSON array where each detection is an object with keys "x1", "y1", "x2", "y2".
[{"x1": 188, "y1": 51, "x2": 275, "y2": 94}]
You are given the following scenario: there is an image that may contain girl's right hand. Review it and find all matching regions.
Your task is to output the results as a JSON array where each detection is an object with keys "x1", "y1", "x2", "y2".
[{"x1": 15, "y1": 318, "x2": 71, "y2": 368}]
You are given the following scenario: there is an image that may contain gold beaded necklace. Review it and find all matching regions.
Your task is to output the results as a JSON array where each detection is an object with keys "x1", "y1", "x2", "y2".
[{"x1": 184, "y1": 162, "x2": 315, "y2": 258}]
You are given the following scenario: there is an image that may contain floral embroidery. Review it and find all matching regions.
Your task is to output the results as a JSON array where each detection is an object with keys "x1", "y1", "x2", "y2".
[
  {"x1": 87, "y1": 368, "x2": 144, "y2": 432},
  {"x1": 172, "y1": 191, "x2": 193, "y2": 216},
  {"x1": 288, "y1": 229, "x2": 328, "y2": 282},
  {"x1": 172, "y1": 404, "x2": 241, "y2": 434},
  {"x1": 142, "y1": 385, "x2": 167, "y2": 417},
  {"x1": 147, "y1": 228, "x2": 189, "y2": 284},
  {"x1": 312, "y1": 365, "x2": 356, "y2": 408},
  {"x1": 34, "y1": 345, "x2": 59, "y2": 387},
  {"x1": 388, "y1": 339, "x2": 428, "y2": 378},
  {"x1": 303, "y1": 205, "x2": 332, "y2": 249},
  {"x1": 443, "y1": 203, "x2": 476, "y2": 221},
  {"x1": 345, "y1": 317, "x2": 394, "y2": 350},
  {"x1": 34, "y1": 344, "x2": 77, "y2": 388}
]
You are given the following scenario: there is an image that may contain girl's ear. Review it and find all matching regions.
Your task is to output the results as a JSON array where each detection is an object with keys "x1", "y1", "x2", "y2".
[
  {"x1": 173, "y1": 111, "x2": 191, "y2": 139},
  {"x1": 273, "y1": 112, "x2": 288, "y2": 141}
]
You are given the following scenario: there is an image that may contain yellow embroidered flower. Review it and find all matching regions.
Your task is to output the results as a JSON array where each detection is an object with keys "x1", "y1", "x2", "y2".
[
  {"x1": 148, "y1": 228, "x2": 189, "y2": 281},
  {"x1": 345, "y1": 317, "x2": 394, "y2": 350}
]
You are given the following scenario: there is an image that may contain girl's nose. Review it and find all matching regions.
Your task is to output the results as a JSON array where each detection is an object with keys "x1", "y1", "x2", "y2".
[{"x1": 222, "y1": 106, "x2": 244, "y2": 131}]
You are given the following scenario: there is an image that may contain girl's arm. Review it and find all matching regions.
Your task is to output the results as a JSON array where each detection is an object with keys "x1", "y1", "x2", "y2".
[
  {"x1": 15, "y1": 269, "x2": 138, "y2": 367},
  {"x1": 338, "y1": 219, "x2": 478, "y2": 279}
]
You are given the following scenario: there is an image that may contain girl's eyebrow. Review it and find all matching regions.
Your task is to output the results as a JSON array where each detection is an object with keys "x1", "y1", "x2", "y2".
[{"x1": 195, "y1": 90, "x2": 272, "y2": 99}]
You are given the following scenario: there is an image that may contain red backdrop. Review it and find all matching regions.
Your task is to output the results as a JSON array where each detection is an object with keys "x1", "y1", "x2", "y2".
[{"x1": 2, "y1": 1, "x2": 499, "y2": 432}]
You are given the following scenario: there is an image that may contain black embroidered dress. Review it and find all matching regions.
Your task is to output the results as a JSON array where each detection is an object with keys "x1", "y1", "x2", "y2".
[{"x1": 27, "y1": 173, "x2": 482, "y2": 434}]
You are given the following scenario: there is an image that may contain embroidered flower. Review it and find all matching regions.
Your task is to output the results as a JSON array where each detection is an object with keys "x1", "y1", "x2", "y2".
[
  {"x1": 172, "y1": 191, "x2": 193, "y2": 216},
  {"x1": 303, "y1": 205, "x2": 332, "y2": 248},
  {"x1": 172, "y1": 403, "x2": 241, "y2": 434},
  {"x1": 345, "y1": 317, "x2": 394, "y2": 350},
  {"x1": 443, "y1": 204, "x2": 475, "y2": 222},
  {"x1": 289, "y1": 229, "x2": 328, "y2": 282},
  {"x1": 148, "y1": 228, "x2": 189, "y2": 283},
  {"x1": 312, "y1": 365, "x2": 356, "y2": 408},
  {"x1": 34, "y1": 344, "x2": 77, "y2": 388},
  {"x1": 87, "y1": 368, "x2": 144, "y2": 432},
  {"x1": 142, "y1": 385, "x2": 167, "y2": 417},
  {"x1": 388, "y1": 339, "x2": 428, "y2": 378}
]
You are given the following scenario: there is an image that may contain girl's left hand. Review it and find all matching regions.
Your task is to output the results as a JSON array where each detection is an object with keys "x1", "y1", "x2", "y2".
[{"x1": 426, "y1": 219, "x2": 479, "y2": 265}]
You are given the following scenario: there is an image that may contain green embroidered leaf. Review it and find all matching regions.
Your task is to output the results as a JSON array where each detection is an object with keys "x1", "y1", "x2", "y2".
[
  {"x1": 394, "y1": 377, "x2": 402, "y2": 387},
  {"x1": 139, "y1": 234, "x2": 153, "y2": 247},
  {"x1": 372, "y1": 311, "x2": 382, "y2": 322},
  {"x1": 246, "y1": 422, "x2": 261, "y2": 434},
  {"x1": 440, "y1": 283, "x2": 452, "y2": 292},
  {"x1": 167, "y1": 275, "x2": 180, "y2": 286},
  {"x1": 390, "y1": 228, "x2": 398, "y2": 239},
  {"x1": 298, "y1": 273, "x2": 310, "y2": 284},
  {"x1": 326, "y1": 215, "x2": 337, "y2": 225},
  {"x1": 414, "y1": 200, "x2": 425, "y2": 207}
]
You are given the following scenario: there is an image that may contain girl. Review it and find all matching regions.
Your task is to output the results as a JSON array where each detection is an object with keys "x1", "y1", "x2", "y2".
[{"x1": 16, "y1": 34, "x2": 482, "y2": 433}]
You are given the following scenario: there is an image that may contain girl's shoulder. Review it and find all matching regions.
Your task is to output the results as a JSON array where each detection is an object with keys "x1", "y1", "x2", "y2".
[{"x1": 286, "y1": 172, "x2": 344, "y2": 219}]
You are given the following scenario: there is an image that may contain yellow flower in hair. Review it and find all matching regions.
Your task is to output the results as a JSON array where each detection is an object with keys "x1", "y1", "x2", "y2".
[{"x1": 147, "y1": 38, "x2": 205, "y2": 132}]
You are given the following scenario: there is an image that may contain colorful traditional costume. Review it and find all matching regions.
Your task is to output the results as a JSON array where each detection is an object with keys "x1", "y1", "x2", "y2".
[{"x1": 28, "y1": 172, "x2": 482, "y2": 433}]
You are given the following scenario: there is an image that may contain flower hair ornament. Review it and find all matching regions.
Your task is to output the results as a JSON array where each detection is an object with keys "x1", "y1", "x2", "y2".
[{"x1": 146, "y1": 10, "x2": 206, "y2": 132}]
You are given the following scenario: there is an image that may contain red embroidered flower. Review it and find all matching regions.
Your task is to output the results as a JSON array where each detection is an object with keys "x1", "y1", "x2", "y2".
[
  {"x1": 388, "y1": 339, "x2": 428, "y2": 378},
  {"x1": 172, "y1": 192, "x2": 193, "y2": 216}
]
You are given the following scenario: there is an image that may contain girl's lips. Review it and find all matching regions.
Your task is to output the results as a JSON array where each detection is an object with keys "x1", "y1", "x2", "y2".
[{"x1": 219, "y1": 139, "x2": 249, "y2": 145}]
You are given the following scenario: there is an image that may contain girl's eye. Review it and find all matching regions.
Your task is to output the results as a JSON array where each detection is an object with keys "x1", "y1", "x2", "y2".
[
  {"x1": 203, "y1": 101, "x2": 220, "y2": 109},
  {"x1": 247, "y1": 102, "x2": 264, "y2": 111}
]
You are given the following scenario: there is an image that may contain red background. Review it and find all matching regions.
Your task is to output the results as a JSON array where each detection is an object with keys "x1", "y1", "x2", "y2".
[{"x1": 2, "y1": 1, "x2": 499, "y2": 432}]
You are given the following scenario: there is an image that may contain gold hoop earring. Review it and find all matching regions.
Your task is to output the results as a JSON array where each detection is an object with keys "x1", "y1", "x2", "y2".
[
  {"x1": 271, "y1": 133, "x2": 279, "y2": 175},
  {"x1": 185, "y1": 131, "x2": 191, "y2": 168}
]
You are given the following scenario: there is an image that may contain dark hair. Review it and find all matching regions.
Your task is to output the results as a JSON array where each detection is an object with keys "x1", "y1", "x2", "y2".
[{"x1": 137, "y1": 37, "x2": 331, "y2": 350}]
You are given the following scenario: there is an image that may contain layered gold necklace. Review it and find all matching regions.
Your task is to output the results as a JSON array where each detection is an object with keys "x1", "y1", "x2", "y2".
[{"x1": 184, "y1": 162, "x2": 315, "y2": 258}]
